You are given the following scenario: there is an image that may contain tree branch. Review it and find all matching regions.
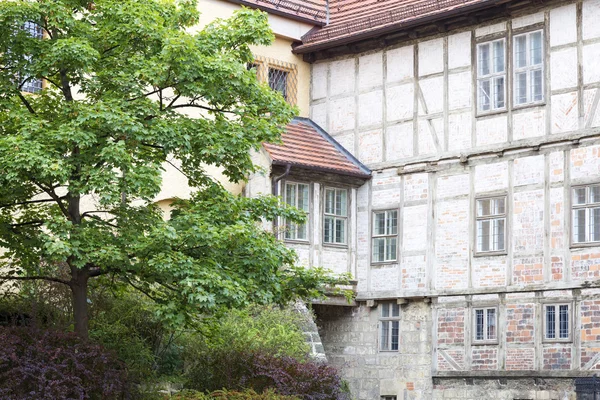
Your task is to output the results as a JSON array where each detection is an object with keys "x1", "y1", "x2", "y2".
[
  {"x1": 17, "y1": 92, "x2": 36, "y2": 114},
  {"x1": 0, "y1": 197, "x2": 62, "y2": 208},
  {"x1": 168, "y1": 103, "x2": 235, "y2": 114},
  {"x1": 0, "y1": 275, "x2": 70, "y2": 285},
  {"x1": 32, "y1": 181, "x2": 70, "y2": 219},
  {"x1": 8, "y1": 220, "x2": 44, "y2": 228}
]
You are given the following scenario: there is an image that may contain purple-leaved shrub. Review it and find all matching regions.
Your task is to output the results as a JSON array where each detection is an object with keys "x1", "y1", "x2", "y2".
[{"x1": 0, "y1": 326, "x2": 128, "y2": 400}]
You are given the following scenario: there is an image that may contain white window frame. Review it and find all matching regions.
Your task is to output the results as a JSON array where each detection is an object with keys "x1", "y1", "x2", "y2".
[
  {"x1": 323, "y1": 187, "x2": 347, "y2": 245},
  {"x1": 372, "y1": 210, "x2": 398, "y2": 263},
  {"x1": 379, "y1": 302, "x2": 400, "y2": 352},
  {"x1": 572, "y1": 184, "x2": 600, "y2": 245},
  {"x1": 473, "y1": 307, "x2": 498, "y2": 344},
  {"x1": 543, "y1": 303, "x2": 571, "y2": 342},
  {"x1": 475, "y1": 196, "x2": 507, "y2": 254},
  {"x1": 283, "y1": 182, "x2": 309, "y2": 242},
  {"x1": 513, "y1": 30, "x2": 544, "y2": 106},
  {"x1": 476, "y1": 38, "x2": 507, "y2": 113}
]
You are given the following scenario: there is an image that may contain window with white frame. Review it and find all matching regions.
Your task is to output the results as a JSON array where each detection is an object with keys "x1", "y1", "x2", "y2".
[
  {"x1": 477, "y1": 39, "x2": 506, "y2": 112},
  {"x1": 476, "y1": 196, "x2": 506, "y2": 253},
  {"x1": 474, "y1": 307, "x2": 497, "y2": 343},
  {"x1": 544, "y1": 304, "x2": 570, "y2": 341},
  {"x1": 20, "y1": 21, "x2": 43, "y2": 94},
  {"x1": 283, "y1": 182, "x2": 309, "y2": 241},
  {"x1": 324, "y1": 188, "x2": 347, "y2": 244},
  {"x1": 514, "y1": 30, "x2": 544, "y2": 105},
  {"x1": 372, "y1": 210, "x2": 398, "y2": 263},
  {"x1": 379, "y1": 302, "x2": 400, "y2": 351},
  {"x1": 572, "y1": 184, "x2": 600, "y2": 244}
]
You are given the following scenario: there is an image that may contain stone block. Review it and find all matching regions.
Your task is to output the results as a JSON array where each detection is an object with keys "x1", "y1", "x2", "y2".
[
  {"x1": 551, "y1": 47, "x2": 578, "y2": 90},
  {"x1": 474, "y1": 161, "x2": 508, "y2": 192},
  {"x1": 437, "y1": 174, "x2": 470, "y2": 199},
  {"x1": 312, "y1": 62, "x2": 328, "y2": 100},
  {"x1": 370, "y1": 265, "x2": 399, "y2": 292},
  {"x1": 419, "y1": 76, "x2": 444, "y2": 115},
  {"x1": 330, "y1": 58, "x2": 356, "y2": 96},
  {"x1": 476, "y1": 115, "x2": 508, "y2": 146},
  {"x1": 330, "y1": 96, "x2": 356, "y2": 133},
  {"x1": 418, "y1": 38, "x2": 444, "y2": 76},
  {"x1": 448, "y1": 112, "x2": 472, "y2": 152},
  {"x1": 570, "y1": 144, "x2": 600, "y2": 180},
  {"x1": 402, "y1": 254, "x2": 427, "y2": 290},
  {"x1": 475, "y1": 22, "x2": 506, "y2": 37},
  {"x1": 550, "y1": 4, "x2": 577, "y2": 46},
  {"x1": 512, "y1": 11, "x2": 544, "y2": 29},
  {"x1": 583, "y1": 0, "x2": 600, "y2": 40},
  {"x1": 551, "y1": 92, "x2": 578, "y2": 134},
  {"x1": 386, "y1": 82, "x2": 414, "y2": 122},
  {"x1": 386, "y1": 122, "x2": 414, "y2": 161},
  {"x1": 387, "y1": 45, "x2": 414, "y2": 83},
  {"x1": 472, "y1": 256, "x2": 507, "y2": 287},
  {"x1": 513, "y1": 155, "x2": 544, "y2": 186},
  {"x1": 448, "y1": 71, "x2": 471, "y2": 110},
  {"x1": 448, "y1": 31, "x2": 472, "y2": 69},
  {"x1": 310, "y1": 102, "x2": 328, "y2": 131},
  {"x1": 513, "y1": 108, "x2": 546, "y2": 141},
  {"x1": 402, "y1": 205, "x2": 428, "y2": 251},
  {"x1": 583, "y1": 43, "x2": 600, "y2": 84},
  {"x1": 359, "y1": 52, "x2": 383, "y2": 91},
  {"x1": 358, "y1": 129, "x2": 383, "y2": 164},
  {"x1": 512, "y1": 190, "x2": 545, "y2": 254},
  {"x1": 359, "y1": 90, "x2": 383, "y2": 128},
  {"x1": 418, "y1": 118, "x2": 442, "y2": 155}
]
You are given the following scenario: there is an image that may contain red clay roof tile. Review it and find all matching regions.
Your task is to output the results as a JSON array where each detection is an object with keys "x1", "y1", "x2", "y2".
[{"x1": 263, "y1": 118, "x2": 370, "y2": 177}]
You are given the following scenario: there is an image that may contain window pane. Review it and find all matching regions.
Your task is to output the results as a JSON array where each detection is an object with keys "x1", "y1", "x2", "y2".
[
  {"x1": 388, "y1": 211, "x2": 398, "y2": 235},
  {"x1": 381, "y1": 303, "x2": 390, "y2": 317},
  {"x1": 285, "y1": 220, "x2": 293, "y2": 239},
  {"x1": 515, "y1": 35, "x2": 527, "y2": 68},
  {"x1": 494, "y1": 76, "x2": 505, "y2": 109},
  {"x1": 573, "y1": 209, "x2": 587, "y2": 243},
  {"x1": 530, "y1": 31, "x2": 543, "y2": 65},
  {"x1": 493, "y1": 40, "x2": 505, "y2": 73},
  {"x1": 373, "y1": 238, "x2": 385, "y2": 262},
  {"x1": 479, "y1": 43, "x2": 490, "y2": 76},
  {"x1": 477, "y1": 199, "x2": 491, "y2": 217},
  {"x1": 492, "y1": 218, "x2": 505, "y2": 251},
  {"x1": 324, "y1": 217, "x2": 334, "y2": 243},
  {"x1": 336, "y1": 190, "x2": 347, "y2": 216},
  {"x1": 478, "y1": 220, "x2": 491, "y2": 252},
  {"x1": 298, "y1": 184, "x2": 309, "y2": 211},
  {"x1": 559, "y1": 305, "x2": 569, "y2": 339},
  {"x1": 546, "y1": 306, "x2": 556, "y2": 339},
  {"x1": 374, "y1": 212, "x2": 386, "y2": 236},
  {"x1": 268, "y1": 68, "x2": 288, "y2": 100},
  {"x1": 325, "y1": 190, "x2": 335, "y2": 214},
  {"x1": 386, "y1": 237, "x2": 397, "y2": 261},
  {"x1": 286, "y1": 184, "x2": 296, "y2": 206},
  {"x1": 591, "y1": 186, "x2": 600, "y2": 203},
  {"x1": 391, "y1": 304, "x2": 400, "y2": 317},
  {"x1": 573, "y1": 187, "x2": 587, "y2": 205},
  {"x1": 391, "y1": 321, "x2": 399, "y2": 351},
  {"x1": 531, "y1": 69, "x2": 543, "y2": 102},
  {"x1": 475, "y1": 310, "x2": 484, "y2": 341},
  {"x1": 335, "y1": 218, "x2": 345, "y2": 243},
  {"x1": 516, "y1": 72, "x2": 527, "y2": 104},
  {"x1": 591, "y1": 208, "x2": 600, "y2": 242},
  {"x1": 297, "y1": 222, "x2": 307, "y2": 240},
  {"x1": 487, "y1": 309, "x2": 497, "y2": 340},
  {"x1": 380, "y1": 320, "x2": 389, "y2": 350},
  {"x1": 493, "y1": 198, "x2": 505, "y2": 215},
  {"x1": 479, "y1": 79, "x2": 491, "y2": 111}
]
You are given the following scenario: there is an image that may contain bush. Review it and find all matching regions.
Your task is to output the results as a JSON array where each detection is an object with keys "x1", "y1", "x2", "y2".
[
  {"x1": 0, "y1": 326, "x2": 128, "y2": 400},
  {"x1": 170, "y1": 389, "x2": 299, "y2": 399}
]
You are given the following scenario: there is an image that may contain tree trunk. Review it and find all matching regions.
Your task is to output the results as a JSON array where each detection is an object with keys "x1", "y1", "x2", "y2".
[{"x1": 70, "y1": 272, "x2": 89, "y2": 340}]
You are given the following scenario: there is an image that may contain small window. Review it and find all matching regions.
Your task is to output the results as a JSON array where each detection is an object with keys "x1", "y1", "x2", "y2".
[
  {"x1": 284, "y1": 182, "x2": 309, "y2": 241},
  {"x1": 474, "y1": 307, "x2": 497, "y2": 343},
  {"x1": 268, "y1": 67, "x2": 289, "y2": 101},
  {"x1": 476, "y1": 196, "x2": 506, "y2": 253},
  {"x1": 324, "y1": 188, "x2": 347, "y2": 245},
  {"x1": 20, "y1": 21, "x2": 43, "y2": 94},
  {"x1": 477, "y1": 39, "x2": 506, "y2": 112},
  {"x1": 544, "y1": 304, "x2": 571, "y2": 341},
  {"x1": 514, "y1": 30, "x2": 544, "y2": 106},
  {"x1": 372, "y1": 210, "x2": 398, "y2": 263},
  {"x1": 381, "y1": 397, "x2": 397, "y2": 400},
  {"x1": 572, "y1": 184, "x2": 600, "y2": 244},
  {"x1": 379, "y1": 302, "x2": 400, "y2": 351}
]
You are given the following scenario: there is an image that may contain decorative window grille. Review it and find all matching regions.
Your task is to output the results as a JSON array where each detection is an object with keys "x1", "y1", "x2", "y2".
[
  {"x1": 477, "y1": 39, "x2": 506, "y2": 112},
  {"x1": 476, "y1": 196, "x2": 506, "y2": 253},
  {"x1": 544, "y1": 304, "x2": 570, "y2": 341},
  {"x1": 284, "y1": 182, "x2": 309, "y2": 241},
  {"x1": 572, "y1": 184, "x2": 600, "y2": 244},
  {"x1": 21, "y1": 21, "x2": 43, "y2": 93},
  {"x1": 372, "y1": 210, "x2": 398, "y2": 263},
  {"x1": 246, "y1": 56, "x2": 298, "y2": 105},
  {"x1": 324, "y1": 188, "x2": 347, "y2": 245},
  {"x1": 379, "y1": 302, "x2": 400, "y2": 351},
  {"x1": 514, "y1": 30, "x2": 544, "y2": 105},
  {"x1": 474, "y1": 307, "x2": 497, "y2": 343}
]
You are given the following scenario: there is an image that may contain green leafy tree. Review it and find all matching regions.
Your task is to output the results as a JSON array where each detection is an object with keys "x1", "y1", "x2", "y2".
[{"x1": 0, "y1": 0, "x2": 342, "y2": 338}]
